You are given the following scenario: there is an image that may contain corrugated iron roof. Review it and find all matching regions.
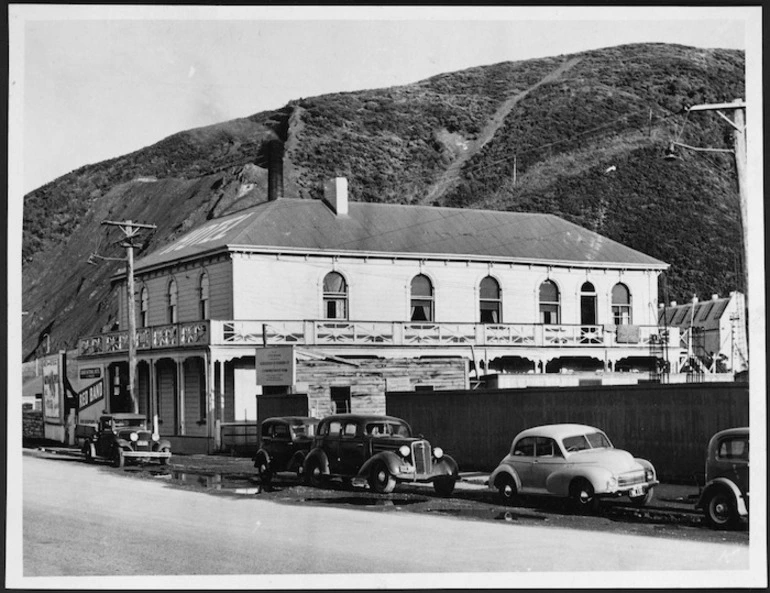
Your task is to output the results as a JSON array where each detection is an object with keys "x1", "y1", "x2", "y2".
[
  {"x1": 136, "y1": 198, "x2": 668, "y2": 271},
  {"x1": 657, "y1": 298, "x2": 731, "y2": 330}
]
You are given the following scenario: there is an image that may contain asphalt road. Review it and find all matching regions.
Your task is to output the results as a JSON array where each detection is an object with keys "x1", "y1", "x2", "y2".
[{"x1": 14, "y1": 451, "x2": 754, "y2": 588}]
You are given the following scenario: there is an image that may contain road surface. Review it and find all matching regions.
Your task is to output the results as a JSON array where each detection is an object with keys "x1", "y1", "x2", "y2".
[{"x1": 14, "y1": 452, "x2": 753, "y2": 588}]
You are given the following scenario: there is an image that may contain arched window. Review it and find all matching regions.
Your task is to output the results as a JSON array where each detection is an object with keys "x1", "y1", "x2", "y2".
[
  {"x1": 410, "y1": 274, "x2": 434, "y2": 322},
  {"x1": 539, "y1": 280, "x2": 560, "y2": 324},
  {"x1": 480, "y1": 276, "x2": 502, "y2": 323},
  {"x1": 199, "y1": 272, "x2": 210, "y2": 320},
  {"x1": 323, "y1": 272, "x2": 348, "y2": 320},
  {"x1": 612, "y1": 283, "x2": 632, "y2": 325},
  {"x1": 139, "y1": 286, "x2": 149, "y2": 328},
  {"x1": 167, "y1": 278, "x2": 178, "y2": 324},
  {"x1": 580, "y1": 281, "x2": 597, "y2": 326}
]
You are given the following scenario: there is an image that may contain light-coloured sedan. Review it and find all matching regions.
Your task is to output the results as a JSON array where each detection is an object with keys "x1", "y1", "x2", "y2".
[{"x1": 488, "y1": 424, "x2": 658, "y2": 512}]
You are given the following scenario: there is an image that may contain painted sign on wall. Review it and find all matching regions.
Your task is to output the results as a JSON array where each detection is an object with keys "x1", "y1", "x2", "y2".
[
  {"x1": 256, "y1": 346, "x2": 295, "y2": 386},
  {"x1": 78, "y1": 380, "x2": 105, "y2": 411}
]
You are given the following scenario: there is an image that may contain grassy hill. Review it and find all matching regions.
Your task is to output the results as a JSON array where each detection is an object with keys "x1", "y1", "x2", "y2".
[{"x1": 21, "y1": 43, "x2": 745, "y2": 360}]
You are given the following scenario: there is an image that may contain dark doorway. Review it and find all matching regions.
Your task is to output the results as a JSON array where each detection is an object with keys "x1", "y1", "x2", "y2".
[{"x1": 330, "y1": 386, "x2": 351, "y2": 413}]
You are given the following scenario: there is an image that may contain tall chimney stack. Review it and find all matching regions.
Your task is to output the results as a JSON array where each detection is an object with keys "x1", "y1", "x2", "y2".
[
  {"x1": 324, "y1": 177, "x2": 349, "y2": 216},
  {"x1": 267, "y1": 140, "x2": 284, "y2": 201}
]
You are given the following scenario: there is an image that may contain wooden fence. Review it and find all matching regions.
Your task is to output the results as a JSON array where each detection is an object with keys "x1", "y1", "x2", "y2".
[{"x1": 386, "y1": 382, "x2": 749, "y2": 482}]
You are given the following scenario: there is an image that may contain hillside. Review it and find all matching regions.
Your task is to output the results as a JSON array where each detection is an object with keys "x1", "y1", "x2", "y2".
[{"x1": 21, "y1": 43, "x2": 745, "y2": 360}]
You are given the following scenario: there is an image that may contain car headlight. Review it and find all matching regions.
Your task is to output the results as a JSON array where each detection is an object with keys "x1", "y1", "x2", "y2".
[
  {"x1": 152, "y1": 433, "x2": 160, "y2": 442},
  {"x1": 433, "y1": 447, "x2": 444, "y2": 459},
  {"x1": 645, "y1": 468, "x2": 654, "y2": 482},
  {"x1": 607, "y1": 476, "x2": 617, "y2": 490},
  {"x1": 130, "y1": 432, "x2": 139, "y2": 442},
  {"x1": 399, "y1": 445, "x2": 410, "y2": 457}
]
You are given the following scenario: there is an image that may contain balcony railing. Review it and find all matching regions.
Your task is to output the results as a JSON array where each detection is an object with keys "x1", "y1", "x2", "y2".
[{"x1": 78, "y1": 319, "x2": 679, "y2": 357}]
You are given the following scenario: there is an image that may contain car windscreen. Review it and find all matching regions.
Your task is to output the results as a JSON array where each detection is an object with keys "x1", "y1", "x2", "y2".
[
  {"x1": 562, "y1": 432, "x2": 611, "y2": 452},
  {"x1": 365, "y1": 422, "x2": 411, "y2": 438},
  {"x1": 292, "y1": 424, "x2": 316, "y2": 437},
  {"x1": 113, "y1": 419, "x2": 146, "y2": 429}
]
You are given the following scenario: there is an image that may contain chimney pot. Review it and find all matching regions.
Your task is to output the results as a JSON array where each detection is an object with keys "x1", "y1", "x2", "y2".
[
  {"x1": 324, "y1": 177, "x2": 349, "y2": 216},
  {"x1": 712, "y1": 293, "x2": 719, "y2": 300},
  {"x1": 671, "y1": 301, "x2": 677, "y2": 307}
]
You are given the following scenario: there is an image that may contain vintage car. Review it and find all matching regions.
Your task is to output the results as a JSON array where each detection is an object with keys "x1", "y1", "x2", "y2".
[
  {"x1": 488, "y1": 424, "x2": 658, "y2": 512},
  {"x1": 253, "y1": 416, "x2": 320, "y2": 485},
  {"x1": 302, "y1": 413, "x2": 459, "y2": 496},
  {"x1": 696, "y1": 427, "x2": 749, "y2": 529},
  {"x1": 82, "y1": 413, "x2": 171, "y2": 468}
]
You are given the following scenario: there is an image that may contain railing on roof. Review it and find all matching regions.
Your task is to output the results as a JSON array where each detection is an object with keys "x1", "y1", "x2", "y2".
[{"x1": 78, "y1": 319, "x2": 679, "y2": 356}]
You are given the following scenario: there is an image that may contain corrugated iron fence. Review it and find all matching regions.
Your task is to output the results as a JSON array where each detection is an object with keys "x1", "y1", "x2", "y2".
[{"x1": 386, "y1": 382, "x2": 749, "y2": 482}]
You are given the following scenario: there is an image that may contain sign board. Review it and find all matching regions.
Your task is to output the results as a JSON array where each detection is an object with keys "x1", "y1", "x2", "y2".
[
  {"x1": 386, "y1": 376, "x2": 412, "y2": 392},
  {"x1": 255, "y1": 346, "x2": 296, "y2": 386},
  {"x1": 79, "y1": 367, "x2": 102, "y2": 380},
  {"x1": 42, "y1": 353, "x2": 64, "y2": 423}
]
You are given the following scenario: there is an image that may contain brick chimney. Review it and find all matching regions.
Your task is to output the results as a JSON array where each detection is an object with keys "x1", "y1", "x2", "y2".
[
  {"x1": 324, "y1": 177, "x2": 349, "y2": 216},
  {"x1": 267, "y1": 140, "x2": 284, "y2": 201}
]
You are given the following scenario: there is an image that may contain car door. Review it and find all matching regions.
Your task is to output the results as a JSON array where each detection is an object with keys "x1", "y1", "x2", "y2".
[
  {"x1": 529, "y1": 437, "x2": 565, "y2": 493},
  {"x1": 96, "y1": 418, "x2": 114, "y2": 456},
  {"x1": 717, "y1": 434, "x2": 749, "y2": 495},
  {"x1": 510, "y1": 436, "x2": 536, "y2": 492},
  {"x1": 322, "y1": 420, "x2": 343, "y2": 473},
  {"x1": 338, "y1": 420, "x2": 366, "y2": 474}
]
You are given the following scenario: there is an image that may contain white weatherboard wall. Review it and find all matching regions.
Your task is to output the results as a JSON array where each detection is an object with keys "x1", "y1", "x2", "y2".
[
  {"x1": 231, "y1": 252, "x2": 660, "y2": 326},
  {"x1": 118, "y1": 257, "x2": 233, "y2": 328}
]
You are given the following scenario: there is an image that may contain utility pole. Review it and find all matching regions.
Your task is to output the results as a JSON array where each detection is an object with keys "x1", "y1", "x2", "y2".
[
  {"x1": 100, "y1": 220, "x2": 157, "y2": 414},
  {"x1": 679, "y1": 99, "x2": 748, "y2": 288}
]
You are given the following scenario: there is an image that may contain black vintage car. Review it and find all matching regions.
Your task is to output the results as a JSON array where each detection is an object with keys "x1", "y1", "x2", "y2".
[
  {"x1": 253, "y1": 416, "x2": 320, "y2": 485},
  {"x1": 302, "y1": 414, "x2": 459, "y2": 496},
  {"x1": 82, "y1": 413, "x2": 172, "y2": 468},
  {"x1": 696, "y1": 427, "x2": 749, "y2": 529}
]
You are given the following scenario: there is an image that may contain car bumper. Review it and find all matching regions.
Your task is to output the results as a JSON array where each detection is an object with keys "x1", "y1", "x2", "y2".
[
  {"x1": 603, "y1": 480, "x2": 658, "y2": 497},
  {"x1": 393, "y1": 468, "x2": 455, "y2": 483},
  {"x1": 123, "y1": 451, "x2": 171, "y2": 460}
]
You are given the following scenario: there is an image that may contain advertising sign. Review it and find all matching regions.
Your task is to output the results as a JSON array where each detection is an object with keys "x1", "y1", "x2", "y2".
[
  {"x1": 42, "y1": 354, "x2": 63, "y2": 423},
  {"x1": 256, "y1": 346, "x2": 295, "y2": 386}
]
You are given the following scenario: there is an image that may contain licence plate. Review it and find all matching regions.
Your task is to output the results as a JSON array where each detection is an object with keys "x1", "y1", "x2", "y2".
[
  {"x1": 137, "y1": 440, "x2": 148, "y2": 446},
  {"x1": 629, "y1": 485, "x2": 644, "y2": 497}
]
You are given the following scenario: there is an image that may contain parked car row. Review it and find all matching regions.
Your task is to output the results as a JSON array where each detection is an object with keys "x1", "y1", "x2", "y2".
[
  {"x1": 253, "y1": 414, "x2": 748, "y2": 529},
  {"x1": 79, "y1": 412, "x2": 748, "y2": 530}
]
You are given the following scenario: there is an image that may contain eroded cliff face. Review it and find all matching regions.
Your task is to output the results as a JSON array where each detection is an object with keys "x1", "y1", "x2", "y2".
[{"x1": 21, "y1": 43, "x2": 745, "y2": 360}]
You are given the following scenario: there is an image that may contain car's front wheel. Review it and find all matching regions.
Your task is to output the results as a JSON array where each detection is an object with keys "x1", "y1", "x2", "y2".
[
  {"x1": 369, "y1": 462, "x2": 396, "y2": 494},
  {"x1": 496, "y1": 474, "x2": 518, "y2": 506},
  {"x1": 306, "y1": 458, "x2": 326, "y2": 489},
  {"x1": 630, "y1": 487, "x2": 654, "y2": 507},
  {"x1": 704, "y1": 489, "x2": 738, "y2": 529},
  {"x1": 112, "y1": 448, "x2": 125, "y2": 469},
  {"x1": 570, "y1": 478, "x2": 600, "y2": 514},
  {"x1": 256, "y1": 461, "x2": 273, "y2": 486}
]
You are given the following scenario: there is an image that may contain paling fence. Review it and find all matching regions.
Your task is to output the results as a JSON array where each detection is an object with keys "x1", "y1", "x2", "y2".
[{"x1": 386, "y1": 382, "x2": 749, "y2": 482}]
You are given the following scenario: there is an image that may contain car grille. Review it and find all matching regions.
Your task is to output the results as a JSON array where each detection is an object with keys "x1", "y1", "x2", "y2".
[
  {"x1": 412, "y1": 441, "x2": 432, "y2": 475},
  {"x1": 618, "y1": 470, "x2": 646, "y2": 487},
  {"x1": 131, "y1": 432, "x2": 153, "y2": 452}
]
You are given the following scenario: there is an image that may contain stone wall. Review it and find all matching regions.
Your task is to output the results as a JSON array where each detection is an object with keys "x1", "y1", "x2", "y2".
[{"x1": 23, "y1": 410, "x2": 45, "y2": 440}]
